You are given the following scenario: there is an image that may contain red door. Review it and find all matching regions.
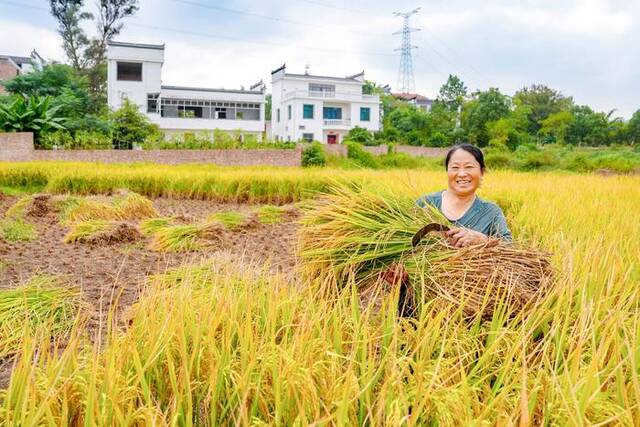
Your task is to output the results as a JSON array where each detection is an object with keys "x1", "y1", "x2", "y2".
[{"x1": 327, "y1": 134, "x2": 338, "y2": 144}]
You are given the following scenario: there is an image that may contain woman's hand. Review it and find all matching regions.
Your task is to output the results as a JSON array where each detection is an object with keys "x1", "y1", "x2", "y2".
[{"x1": 445, "y1": 227, "x2": 488, "y2": 248}]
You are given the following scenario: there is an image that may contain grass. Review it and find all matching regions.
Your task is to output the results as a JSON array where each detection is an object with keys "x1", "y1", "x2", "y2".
[
  {"x1": 0, "y1": 275, "x2": 80, "y2": 358},
  {"x1": 1, "y1": 219, "x2": 36, "y2": 242},
  {"x1": 0, "y1": 165, "x2": 639, "y2": 424},
  {"x1": 4, "y1": 195, "x2": 34, "y2": 220},
  {"x1": 256, "y1": 205, "x2": 286, "y2": 224},
  {"x1": 208, "y1": 211, "x2": 246, "y2": 230}
]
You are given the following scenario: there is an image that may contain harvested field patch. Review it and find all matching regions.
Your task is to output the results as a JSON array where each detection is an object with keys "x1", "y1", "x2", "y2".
[{"x1": 65, "y1": 220, "x2": 142, "y2": 245}]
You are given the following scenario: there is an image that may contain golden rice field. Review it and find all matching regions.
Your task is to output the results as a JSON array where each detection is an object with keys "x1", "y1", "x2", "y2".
[{"x1": 0, "y1": 161, "x2": 639, "y2": 425}]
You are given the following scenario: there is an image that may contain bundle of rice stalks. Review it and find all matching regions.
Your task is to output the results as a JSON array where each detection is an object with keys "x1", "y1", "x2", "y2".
[
  {"x1": 299, "y1": 186, "x2": 553, "y2": 318},
  {"x1": 208, "y1": 211, "x2": 251, "y2": 230},
  {"x1": 64, "y1": 220, "x2": 141, "y2": 244},
  {"x1": 147, "y1": 222, "x2": 227, "y2": 252},
  {"x1": 64, "y1": 192, "x2": 157, "y2": 223},
  {"x1": 0, "y1": 275, "x2": 81, "y2": 358}
]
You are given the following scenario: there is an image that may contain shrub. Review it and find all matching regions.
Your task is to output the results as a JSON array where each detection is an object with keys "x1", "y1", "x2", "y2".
[
  {"x1": 301, "y1": 141, "x2": 327, "y2": 167},
  {"x1": 345, "y1": 126, "x2": 377, "y2": 146},
  {"x1": 346, "y1": 141, "x2": 380, "y2": 168},
  {"x1": 42, "y1": 130, "x2": 112, "y2": 150},
  {"x1": 427, "y1": 131, "x2": 449, "y2": 147},
  {"x1": 111, "y1": 99, "x2": 161, "y2": 149}
]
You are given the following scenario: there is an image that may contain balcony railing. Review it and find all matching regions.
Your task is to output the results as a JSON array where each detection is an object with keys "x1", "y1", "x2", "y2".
[
  {"x1": 283, "y1": 90, "x2": 379, "y2": 102},
  {"x1": 323, "y1": 119, "x2": 351, "y2": 127}
]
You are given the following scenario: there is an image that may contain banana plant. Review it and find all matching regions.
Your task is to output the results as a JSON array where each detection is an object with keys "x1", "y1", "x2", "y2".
[{"x1": 0, "y1": 95, "x2": 66, "y2": 137}]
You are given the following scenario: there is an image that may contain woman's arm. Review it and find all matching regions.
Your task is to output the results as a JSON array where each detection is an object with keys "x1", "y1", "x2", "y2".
[{"x1": 490, "y1": 208, "x2": 513, "y2": 242}]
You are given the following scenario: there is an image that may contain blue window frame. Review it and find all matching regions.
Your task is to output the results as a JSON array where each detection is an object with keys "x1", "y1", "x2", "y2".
[
  {"x1": 287, "y1": 105, "x2": 292, "y2": 120},
  {"x1": 303, "y1": 104, "x2": 314, "y2": 119},
  {"x1": 323, "y1": 107, "x2": 342, "y2": 120},
  {"x1": 360, "y1": 107, "x2": 371, "y2": 122}
]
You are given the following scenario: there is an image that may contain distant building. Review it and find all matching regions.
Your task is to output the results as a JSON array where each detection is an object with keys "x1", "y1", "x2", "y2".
[
  {"x1": 106, "y1": 41, "x2": 266, "y2": 140},
  {"x1": 392, "y1": 92, "x2": 434, "y2": 111},
  {"x1": 270, "y1": 65, "x2": 380, "y2": 144},
  {"x1": 0, "y1": 50, "x2": 45, "y2": 93}
]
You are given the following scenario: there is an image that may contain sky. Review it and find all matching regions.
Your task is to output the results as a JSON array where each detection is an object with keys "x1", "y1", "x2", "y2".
[{"x1": 0, "y1": 0, "x2": 638, "y2": 118}]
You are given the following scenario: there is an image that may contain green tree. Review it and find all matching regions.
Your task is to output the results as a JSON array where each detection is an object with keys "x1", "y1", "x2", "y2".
[
  {"x1": 48, "y1": 0, "x2": 139, "y2": 108},
  {"x1": 345, "y1": 126, "x2": 375, "y2": 145},
  {"x1": 384, "y1": 104, "x2": 429, "y2": 146},
  {"x1": 565, "y1": 105, "x2": 609, "y2": 146},
  {"x1": 627, "y1": 110, "x2": 640, "y2": 146},
  {"x1": 539, "y1": 111, "x2": 574, "y2": 144},
  {"x1": 111, "y1": 98, "x2": 159, "y2": 149},
  {"x1": 436, "y1": 74, "x2": 467, "y2": 113},
  {"x1": 265, "y1": 94, "x2": 272, "y2": 121},
  {"x1": 363, "y1": 80, "x2": 388, "y2": 96},
  {"x1": 49, "y1": 0, "x2": 92, "y2": 70},
  {"x1": 461, "y1": 88, "x2": 511, "y2": 147},
  {"x1": 513, "y1": 85, "x2": 573, "y2": 134}
]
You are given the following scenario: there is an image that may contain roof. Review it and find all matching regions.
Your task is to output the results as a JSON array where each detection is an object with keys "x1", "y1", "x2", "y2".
[
  {"x1": 161, "y1": 85, "x2": 263, "y2": 95},
  {"x1": 392, "y1": 93, "x2": 434, "y2": 102},
  {"x1": 107, "y1": 41, "x2": 165, "y2": 50},
  {"x1": 283, "y1": 73, "x2": 362, "y2": 83}
]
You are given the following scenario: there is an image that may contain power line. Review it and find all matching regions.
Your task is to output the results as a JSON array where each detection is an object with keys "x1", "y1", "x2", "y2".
[
  {"x1": 169, "y1": 0, "x2": 387, "y2": 39},
  {"x1": 0, "y1": 0, "x2": 48, "y2": 11},
  {"x1": 128, "y1": 22, "x2": 396, "y2": 58},
  {"x1": 0, "y1": 0, "x2": 395, "y2": 58}
]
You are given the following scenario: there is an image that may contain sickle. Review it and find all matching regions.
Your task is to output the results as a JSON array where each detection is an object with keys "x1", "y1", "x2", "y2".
[{"x1": 411, "y1": 223, "x2": 451, "y2": 247}]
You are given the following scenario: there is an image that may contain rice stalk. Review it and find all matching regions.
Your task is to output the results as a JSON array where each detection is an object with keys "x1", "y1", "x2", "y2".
[
  {"x1": 4, "y1": 195, "x2": 34, "y2": 220},
  {"x1": 65, "y1": 192, "x2": 157, "y2": 223},
  {"x1": 208, "y1": 211, "x2": 247, "y2": 230},
  {"x1": 299, "y1": 185, "x2": 553, "y2": 317},
  {"x1": 0, "y1": 275, "x2": 81, "y2": 358}
]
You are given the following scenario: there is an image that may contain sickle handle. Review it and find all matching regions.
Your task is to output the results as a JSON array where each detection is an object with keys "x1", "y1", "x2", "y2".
[{"x1": 411, "y1": 223, "x2": 451, "y2": 247}]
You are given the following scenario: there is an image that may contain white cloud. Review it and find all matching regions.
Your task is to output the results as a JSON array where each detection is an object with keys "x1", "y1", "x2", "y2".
[
  {"x1": 0, "y1": 20, "x2": 63, "y2": 60},
  {"x1": 502, "y1": 0, "x2": 633, "y2": 36}
]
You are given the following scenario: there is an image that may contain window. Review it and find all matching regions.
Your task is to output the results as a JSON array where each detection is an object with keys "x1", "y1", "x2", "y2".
[
  {"x1": 360, "y1": 107, "x2": 371, "y2": 122},
  {"x1": 323, "y1": 107, "x2": 342, "y2": 120},
  {"x1": 117, "y1": 62, "x2": 142, "y2": 81},
  {"x1": 309, "y1": 83, "x2": 335, "y2": 95},
  {"x1": 277, "y1": 108, "x2": 280, "y2": 122},
  {"x1": 302, "y1": 133, "x2": 314, "y2": 142},
  {"x1": 303, "y1": 104, "x2": 314, "y2": 119},
  {"x1": 147, "y1": 94, "x2": 159, "y2": 113},
  {"x1": 288, "y1": 105, "x2": 292, "y2": 120}
]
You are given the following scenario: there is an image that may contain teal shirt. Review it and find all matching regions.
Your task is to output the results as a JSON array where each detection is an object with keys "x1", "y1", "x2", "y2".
[{"x1": 416, "y1": 191, "x2": 513, "y2": 241}]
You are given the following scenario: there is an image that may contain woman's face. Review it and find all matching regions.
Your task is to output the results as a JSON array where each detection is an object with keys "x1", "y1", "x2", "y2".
[{"x1": 446, "y1": 149, "x2": 483, "y2": 197}]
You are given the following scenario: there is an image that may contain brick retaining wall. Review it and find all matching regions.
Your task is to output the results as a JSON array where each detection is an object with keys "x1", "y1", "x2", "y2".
[
  {"x1": 323, "y1": 144, "x2": 446, "y2": 157},
  {"x1": 30, "y1": 148, "x2": 303, "y2": 167},
  {"x1": 1, "y1": 132, "x2": 446, "y2": 166},
  {"x1": 0, "y1": 132, "x2": 34, "y2": 161}
]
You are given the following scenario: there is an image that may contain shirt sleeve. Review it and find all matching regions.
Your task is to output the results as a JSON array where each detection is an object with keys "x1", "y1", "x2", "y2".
[{"x1": 490, "y1": 207, "x2": 513, "y2": 242}]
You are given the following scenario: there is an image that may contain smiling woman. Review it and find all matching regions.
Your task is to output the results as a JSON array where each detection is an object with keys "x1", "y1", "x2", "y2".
[{"x1": 416, "y1": 143, "x2": 512, "y2": 246}]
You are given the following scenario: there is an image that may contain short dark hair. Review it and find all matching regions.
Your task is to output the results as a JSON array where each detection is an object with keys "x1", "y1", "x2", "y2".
[{"x1": 445, "y1": 144, "x2": 485, "y2": 172}]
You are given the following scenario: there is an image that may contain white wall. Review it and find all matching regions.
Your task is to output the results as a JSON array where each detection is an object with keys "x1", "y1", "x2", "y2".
[
  {"x1": 271, "y1": 69, "x2": 380, "y2": 143},
  {"x1": 107, "y1": 44, "x2": 164, "y2": 111}
]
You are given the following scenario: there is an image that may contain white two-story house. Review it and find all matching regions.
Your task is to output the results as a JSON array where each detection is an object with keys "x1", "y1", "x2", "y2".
[
  {"x1": 270, "y1": 65, "x2": 380, "y2": 144},
  {"x1": 107, "y1": 41, "x2": 266, "y2": 140}
]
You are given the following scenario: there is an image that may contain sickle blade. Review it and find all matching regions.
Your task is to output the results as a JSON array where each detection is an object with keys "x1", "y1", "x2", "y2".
[{"x1": 411, "y1": 223, "x2": 450, "y2": 247}]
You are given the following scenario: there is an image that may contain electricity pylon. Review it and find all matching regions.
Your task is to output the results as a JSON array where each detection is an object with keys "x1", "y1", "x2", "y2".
[{"x1": 393, "y1": 7, "x2": 420, "y2": 94}]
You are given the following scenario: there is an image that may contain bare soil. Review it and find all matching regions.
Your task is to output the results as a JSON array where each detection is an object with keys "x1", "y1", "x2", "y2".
[{"x1": 0, "y1": 193, "x2": 300, "y2": 388}]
